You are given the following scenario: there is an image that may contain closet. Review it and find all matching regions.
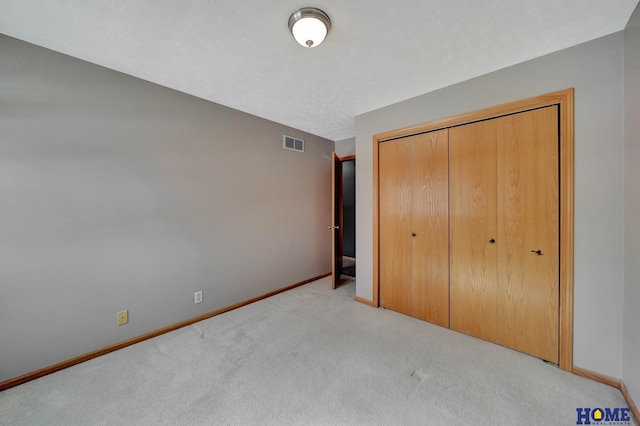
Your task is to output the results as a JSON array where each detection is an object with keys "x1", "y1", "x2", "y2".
[{"x1": 376, "y1": 101, "x2": 564, "y2": 365}]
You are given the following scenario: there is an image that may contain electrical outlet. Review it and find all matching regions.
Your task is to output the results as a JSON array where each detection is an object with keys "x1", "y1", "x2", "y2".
[
  {"x1": 194, "y1": 290, "x2": 203, "y2": 304},
  {"x1": 117, "y1": 310, "x2": 128, "y2": 326}
]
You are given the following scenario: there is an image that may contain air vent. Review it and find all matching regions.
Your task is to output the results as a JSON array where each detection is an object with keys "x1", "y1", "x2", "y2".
[{"x1": 283, "y1": 135, "x2": 304, "y2": 153}]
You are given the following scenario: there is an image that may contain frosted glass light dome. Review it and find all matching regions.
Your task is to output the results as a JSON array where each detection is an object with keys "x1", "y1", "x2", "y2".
[{"x1": 288, "y1": 8, "x2": 331, "y2": 48}]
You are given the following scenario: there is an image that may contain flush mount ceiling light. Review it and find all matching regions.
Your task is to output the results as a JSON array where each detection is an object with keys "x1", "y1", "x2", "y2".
[{"x1": 288, "y1": 7, "x2": 331, "y2": 48}]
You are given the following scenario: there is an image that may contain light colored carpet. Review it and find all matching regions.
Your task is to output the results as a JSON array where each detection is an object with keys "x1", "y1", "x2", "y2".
[{"x1": 0, "y1": 277, "x2": 635, "y2": 425}]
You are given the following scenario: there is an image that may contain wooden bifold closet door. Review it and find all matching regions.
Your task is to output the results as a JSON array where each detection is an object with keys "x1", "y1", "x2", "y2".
[
  {"x1": 379, "y1": 129, "x2": 449, "y2": 327},
  {"x1": 449, "y1": 119, "x2": 499, "y2": 344},
  {"x1": 378, "y1": 105, "x2": 560, "y2": 364},
  {"x1": 450, "y1": 106, "x2": 559, "y2": 363}
]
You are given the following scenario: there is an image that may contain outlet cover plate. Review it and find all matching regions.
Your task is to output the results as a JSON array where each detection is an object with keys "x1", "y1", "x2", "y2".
[
  {"x1": 117, "y1": 310, "x2": 128, "y2": 326},
  {"x1": 194, "y1": 291, "x2": 203, "y2": 304}
]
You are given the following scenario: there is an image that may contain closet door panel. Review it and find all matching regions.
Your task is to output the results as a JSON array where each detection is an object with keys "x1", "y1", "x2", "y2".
[
  {"x1": 449, "y1": 121, "x2": 498, "y2": 342},
  {"x1": 411, "y1": 130, "x2": 449, "y2": 327},
  {"x1": 379, "y1": 137, "x2": 413, "y2": 315},
  {"x1": 496, "y1": 107, "x2": 559, "y2": 363}
]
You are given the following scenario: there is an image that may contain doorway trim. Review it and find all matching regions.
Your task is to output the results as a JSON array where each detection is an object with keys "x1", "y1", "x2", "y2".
[{"x1": 372, "y1": 89, "x2": 574, "y2": 371}]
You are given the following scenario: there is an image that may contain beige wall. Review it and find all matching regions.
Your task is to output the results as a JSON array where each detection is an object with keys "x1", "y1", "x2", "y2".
[
  {"x1": 624, "y1": 2, "x2": 640, "y2": 406},
  {"x1": 355, "y1": 33, "x2": 625, "y2": 378},
  {"x1": 0, "y1": 35, "x2": 334, "y2": 383},
  {"x1": 335, "y1": 137, "x2": 356, "y2": 157}
]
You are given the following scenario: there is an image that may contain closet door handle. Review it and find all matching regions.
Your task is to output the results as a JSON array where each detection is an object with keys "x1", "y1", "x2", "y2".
[
  {"x1": 488, "y1": 238, "x2": 496, "y2": 244},
  {"x1": 412, "y1": 233, "x2": 417, "y2": 237},
  {"x1": 531, "y1": 249, "x2": 544, "y2": 256}
]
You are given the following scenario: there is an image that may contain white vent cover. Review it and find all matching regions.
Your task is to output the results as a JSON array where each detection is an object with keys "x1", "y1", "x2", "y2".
[{"x1": 283, "y1": 135, "x2": 304, "y2": 153}]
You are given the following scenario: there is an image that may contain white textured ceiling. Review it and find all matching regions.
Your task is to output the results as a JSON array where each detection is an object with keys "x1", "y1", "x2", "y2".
[{"x1": 1, "y1": 0, "x2": 638, "y2": 141}]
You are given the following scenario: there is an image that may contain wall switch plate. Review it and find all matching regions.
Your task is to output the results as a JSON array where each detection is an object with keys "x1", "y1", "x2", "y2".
[
  {"x1": 194, "y1": 290, "x2": 203, "y2": 304},
  {"x1": 117, "y1": 310, "x2": 128, "y2": 326}
]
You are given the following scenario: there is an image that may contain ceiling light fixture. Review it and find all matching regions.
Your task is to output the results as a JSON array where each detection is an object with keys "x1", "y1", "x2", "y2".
[{"x1": 288, "y1": 7, "x2": 331, "y2": 48}]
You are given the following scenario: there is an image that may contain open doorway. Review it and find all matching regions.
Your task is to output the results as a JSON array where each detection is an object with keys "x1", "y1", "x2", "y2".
[
  {"x1": 341, "y1": 157, "x2": 356, "y2": 277},
  {"x1": 331, "y1": 153, "x2": 355, "y2": 289}
]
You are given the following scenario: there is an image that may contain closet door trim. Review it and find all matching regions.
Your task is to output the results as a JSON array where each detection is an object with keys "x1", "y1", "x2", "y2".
[{"x1": 372, "y1": 88, "x2": 574, "y2": 372}]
